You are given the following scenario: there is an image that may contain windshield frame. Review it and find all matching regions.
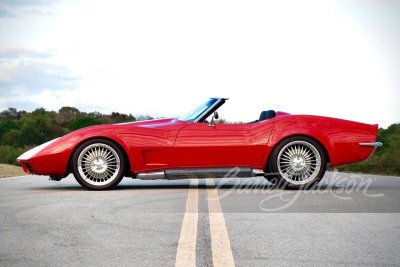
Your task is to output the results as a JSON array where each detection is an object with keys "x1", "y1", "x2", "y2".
[{"x1": 179, "y1": 98, "x2": 225, "y2": 122}]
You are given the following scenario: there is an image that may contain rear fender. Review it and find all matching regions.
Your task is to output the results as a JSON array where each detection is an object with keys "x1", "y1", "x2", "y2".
[{"x1": 261, "y1": 115, "x2": 378, "y2": 168}]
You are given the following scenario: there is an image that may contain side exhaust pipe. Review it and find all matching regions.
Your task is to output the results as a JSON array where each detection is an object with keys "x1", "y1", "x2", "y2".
[{"x1": 136, "y1": 168, "x2": 265, "y2": 180}]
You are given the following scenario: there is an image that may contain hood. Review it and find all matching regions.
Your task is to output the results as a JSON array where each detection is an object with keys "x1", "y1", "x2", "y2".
[{"x1": 114, "y1": 118, "x2": 176, "y2": 127}]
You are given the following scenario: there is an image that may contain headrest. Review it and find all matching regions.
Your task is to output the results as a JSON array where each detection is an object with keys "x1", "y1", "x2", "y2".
[{"x1": 259, "y1": 110, "x2": 276, "y2": 121}]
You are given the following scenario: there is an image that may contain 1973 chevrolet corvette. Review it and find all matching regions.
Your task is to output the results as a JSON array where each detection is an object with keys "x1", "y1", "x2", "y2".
[{"x1": 17, "y1": 98, "x2": 382, "y2": 190}]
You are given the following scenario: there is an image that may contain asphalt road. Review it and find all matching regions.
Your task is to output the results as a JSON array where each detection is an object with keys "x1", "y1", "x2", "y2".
[{"x1": 0, "y1": 171, "x2": 399, "y2": 266}]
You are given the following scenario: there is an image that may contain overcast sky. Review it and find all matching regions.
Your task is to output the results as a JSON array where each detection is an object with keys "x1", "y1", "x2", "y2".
[{"x1": 0, "y1": 0, "x2": 399, "y2": 128}]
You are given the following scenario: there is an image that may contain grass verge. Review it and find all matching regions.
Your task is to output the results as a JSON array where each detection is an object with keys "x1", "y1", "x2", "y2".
[{"x1": 0, "y1": 164, "x2": 27, "y2": 178}]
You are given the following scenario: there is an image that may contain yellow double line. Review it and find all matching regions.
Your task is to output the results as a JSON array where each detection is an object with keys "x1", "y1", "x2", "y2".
[{"x1": 175, "y1": 179, "x2": 235, "y2": 267}]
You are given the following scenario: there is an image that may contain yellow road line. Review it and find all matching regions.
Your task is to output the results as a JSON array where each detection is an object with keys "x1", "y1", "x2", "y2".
[
  {"x1": 206, "y1": 179, "x2": 235, "y2": 267},
  {"x1": 175, "y1": 179, "x2": 199, "y2": 267}
]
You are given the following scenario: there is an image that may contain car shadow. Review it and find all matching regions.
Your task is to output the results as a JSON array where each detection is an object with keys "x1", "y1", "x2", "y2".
[{"x1": 32, "y1": 179, "x2": 343, "y2": 191}]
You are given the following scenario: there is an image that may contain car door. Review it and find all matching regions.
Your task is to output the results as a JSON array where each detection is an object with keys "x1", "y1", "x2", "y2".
[{"x1": 174, "y1": 120, "x2": 274, "y2": 168}]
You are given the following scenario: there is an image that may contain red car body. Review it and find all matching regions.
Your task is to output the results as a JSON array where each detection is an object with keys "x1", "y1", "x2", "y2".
[{"x1": 17, "y1": 98, "x2": 381, "y2": 189}]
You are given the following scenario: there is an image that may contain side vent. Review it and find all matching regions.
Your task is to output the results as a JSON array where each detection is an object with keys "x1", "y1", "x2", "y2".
[{"x1": 24, "y1": 163, "x2": 35, "y2": 174}]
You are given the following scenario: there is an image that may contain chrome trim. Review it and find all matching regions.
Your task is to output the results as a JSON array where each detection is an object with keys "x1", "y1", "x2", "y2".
[
  {"x1": 166, "y1": 167, "x2": 252, "y2": 179},
  {"x1": 136, "y1": 167, "x2": 264, "y2": 180},
  {"x1": 193, "y1": 98, "x2": 223, "y2": 123},
  {"x1": 359, "y1": 142, "x2": 383, "y2": 160},
  {"x1": 209, "y1": 115, "x2": 215, "y2": 127},
  {"x1": 359, "y1": 142, "x2": 383, "y2": 147},
  {"x1": 136, "y1": 171, "x2": 165, "y2": 180}
]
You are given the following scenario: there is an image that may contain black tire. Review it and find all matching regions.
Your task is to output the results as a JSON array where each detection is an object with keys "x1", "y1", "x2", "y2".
[
  {"x1": 266, "y1": 136, "x2": 327, "y2": 189},
  {"x1": 71, "y1": 138, "x2": 126, "y2": 190}
]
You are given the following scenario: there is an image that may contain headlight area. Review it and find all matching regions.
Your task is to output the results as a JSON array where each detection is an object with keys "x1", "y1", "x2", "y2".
[
  {"x1": 17, "y1": 138, "x2": 60, "y2": 175},
  {"x1": 17, "y1": 138, "x2": 60, "y2": 161}
]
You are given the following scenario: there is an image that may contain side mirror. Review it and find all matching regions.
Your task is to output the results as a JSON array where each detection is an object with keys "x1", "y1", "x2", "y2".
[{"x1": 209, "y1": 111, "x2": 219, "y2": 127}]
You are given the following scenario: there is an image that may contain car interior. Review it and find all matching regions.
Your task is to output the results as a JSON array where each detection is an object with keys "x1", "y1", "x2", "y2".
[
  {"x1": 246, "y1": 110, "x2": 276, "y2": 124},
  {"x1": 205, "y1": 110, "x2": 276, "y2": 124}
]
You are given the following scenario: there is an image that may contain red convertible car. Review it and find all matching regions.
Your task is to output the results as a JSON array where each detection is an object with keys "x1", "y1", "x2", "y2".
[{"x1": 17, "y1": 98, "x2": 382, "y2": 190}]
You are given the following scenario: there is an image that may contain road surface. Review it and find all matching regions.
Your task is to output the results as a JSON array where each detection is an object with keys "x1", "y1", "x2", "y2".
[{"x1": 0, "y1": 171, "x2": 399, "y2": 266}]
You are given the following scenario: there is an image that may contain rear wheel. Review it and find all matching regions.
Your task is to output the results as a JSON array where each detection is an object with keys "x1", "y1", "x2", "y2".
[
  {"x1": 71, "y1": 139, "x2": 125, "y2": 190},
  {"x1": 266, "y1": 136, "x2": 327, "y2": 189}
]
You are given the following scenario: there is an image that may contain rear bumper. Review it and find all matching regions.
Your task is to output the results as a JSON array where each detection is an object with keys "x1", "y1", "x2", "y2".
[
  {"x1": 359, "y1": 142, "x2": 383, "y2": 147},
  {"x1": 359, "y1": 142, "x2": 383, "y2": 159}
]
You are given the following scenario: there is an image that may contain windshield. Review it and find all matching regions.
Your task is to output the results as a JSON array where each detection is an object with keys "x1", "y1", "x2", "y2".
[{"x1": 179, "y1": 98, "x2": 219, "y2": 122}]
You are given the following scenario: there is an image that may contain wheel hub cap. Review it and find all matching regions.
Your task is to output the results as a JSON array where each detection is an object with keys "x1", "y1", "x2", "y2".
[
  {"x1": 92, "y1": 157, "x2": 107, "y2": 173},
  {"x1": 292, "y1": 156, "x2": 306, "y2": 170}
]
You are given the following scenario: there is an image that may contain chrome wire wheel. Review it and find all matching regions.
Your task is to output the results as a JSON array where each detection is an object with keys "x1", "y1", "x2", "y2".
[
  {"x1": 77, "y1": 143, "x2": 121, "y2": 187},
  {"x1": 277, "y1": 140, "x2": 321, "y2": 186}
]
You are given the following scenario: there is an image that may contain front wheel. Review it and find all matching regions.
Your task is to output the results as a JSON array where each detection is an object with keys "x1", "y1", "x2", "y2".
[
  {"x1": 71, "y1": 139, "x2": 126, "y2": 190},
  {"x1": 266, "y1": 136, "x2": 327, "y2": 189}
]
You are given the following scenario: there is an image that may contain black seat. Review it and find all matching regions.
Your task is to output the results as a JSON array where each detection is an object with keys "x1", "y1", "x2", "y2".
[
  {"x1": 259, "y1": 110, "x2": 276, "y2": 121},
  {"x1": 246, "y1": 110, "x2": 276, "y2": 124}
]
